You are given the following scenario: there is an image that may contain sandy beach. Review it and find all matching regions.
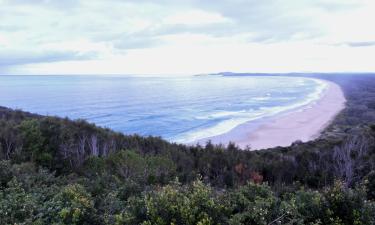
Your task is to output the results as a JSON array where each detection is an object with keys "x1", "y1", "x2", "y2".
[{"x1": 196, "y1": 79, "x2": 346, "y2": 150}]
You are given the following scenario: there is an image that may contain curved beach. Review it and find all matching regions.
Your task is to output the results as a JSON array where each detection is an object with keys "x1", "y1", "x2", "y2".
[{"x1": 196, "y1": 79, "x2": 346, "y2": 150}]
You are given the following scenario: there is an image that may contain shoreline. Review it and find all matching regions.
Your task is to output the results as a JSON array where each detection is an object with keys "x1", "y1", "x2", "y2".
[{"x1": 194, "y1": 79, "x2": 346, "y2": 150}]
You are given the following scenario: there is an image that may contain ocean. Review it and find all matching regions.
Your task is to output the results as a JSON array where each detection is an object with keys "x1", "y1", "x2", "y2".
[{"x1": 0, "y1": 75, "x2": 326, "y2": 143}]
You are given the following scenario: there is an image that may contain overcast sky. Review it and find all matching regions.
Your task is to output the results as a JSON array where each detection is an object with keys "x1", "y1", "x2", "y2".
[{"x1": 1, "y1": 0, "x2": 375, "y2": 75}]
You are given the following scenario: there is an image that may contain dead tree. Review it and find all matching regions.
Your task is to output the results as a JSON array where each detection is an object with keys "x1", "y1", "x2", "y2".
[
  {"x1": 0, "y1": 123, "x2": 18, "y2": 160},
  {"x1": 76, "y1": 134, "x2": 87, "y2": 166},
  {"x1": 88, "y1": 134, "x2": 99, "y2": 157},
  {"x1": 333, "y1": 135, "x2": 369, "y2": 187},
  {"x1": 3, "y1": 137, "x2": 14, "y2": 160},
  {"x1": 101, "y1": 142, "x2": 109, "y2": 157}
]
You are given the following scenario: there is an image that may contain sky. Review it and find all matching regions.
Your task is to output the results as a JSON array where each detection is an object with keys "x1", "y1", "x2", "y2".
[{"x1": 1, "y1": 0, "x2": 375, "y2": 75}]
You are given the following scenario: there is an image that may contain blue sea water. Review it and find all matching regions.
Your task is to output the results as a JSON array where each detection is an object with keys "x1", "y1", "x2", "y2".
[{"x1": 0, "y1": 75, "x2": 326, "y2": 143}]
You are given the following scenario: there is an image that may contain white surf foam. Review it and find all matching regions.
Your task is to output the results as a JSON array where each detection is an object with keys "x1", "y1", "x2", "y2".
[{"x1": 173, "y1": 78, "x2": 328, "y2": 144}]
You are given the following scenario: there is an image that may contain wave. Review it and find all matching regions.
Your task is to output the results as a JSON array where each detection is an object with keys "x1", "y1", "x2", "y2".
[
  {"x1": 194, "y1": 110, "x2": 248, "y2": 120},
  {"x1": 173, "y1": 78, "x2": 328, "y2": 143}
]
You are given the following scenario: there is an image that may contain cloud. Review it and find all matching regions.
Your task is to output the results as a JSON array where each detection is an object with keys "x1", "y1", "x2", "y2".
[
  {"x1": 113, "y1": 36, "x2": 163, "y2": 50},
  {"x1": 0, "y1": 25, "x2": 24, "y2": 32},
  {"x1": 346, "y1": 41, "x2": 375, "y2": 47},
  {"x1": 0, "y1": 50, "x2": 95, "y2": 66},
  {"x1": 3, "y1": 0, "x2": 79, "y2": 9},
  {"x1": 1, "y1": 0, "x2": 375, "y2": 74},
  {"x1": 163, "y1": 10, "x2": 231, "y2": 26}
]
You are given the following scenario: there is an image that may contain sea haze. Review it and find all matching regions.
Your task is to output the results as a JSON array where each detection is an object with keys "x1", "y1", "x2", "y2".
[{"x1": 0, "y1": 75, "x2": 326, "y2": 143}]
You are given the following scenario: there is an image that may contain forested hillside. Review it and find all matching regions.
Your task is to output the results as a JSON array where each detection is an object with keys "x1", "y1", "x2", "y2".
[{"x1": 1, "y1": 74, "x2": 375, "y2": 224}]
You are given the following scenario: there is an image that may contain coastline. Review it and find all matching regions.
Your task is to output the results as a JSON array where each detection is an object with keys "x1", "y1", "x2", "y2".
[{"x1": 194, "y1": 79, "x2": 346, "y2": 150}]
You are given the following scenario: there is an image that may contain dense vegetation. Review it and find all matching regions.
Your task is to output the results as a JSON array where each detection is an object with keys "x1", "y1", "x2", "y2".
[{"x1": 1, "y1": 74, "x2": 375, "y2": 224}]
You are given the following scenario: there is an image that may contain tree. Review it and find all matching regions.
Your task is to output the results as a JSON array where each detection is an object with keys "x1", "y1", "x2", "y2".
[
  {"x1": 19, "y1": 119, "x2": 50, "y2": 166},
  {"x1": 333, "y1": 135, "x2": 369, "y2": 187},
  {"x1": 40, "y1": 184, "x2": 99, "y2": 225},
  {"x1": 0, "y1": 120, "x2": 19, "y2": 160},
  {"x1": 0, "y1": 178, "x2": 37, "y2": 225},
  {"x1": 119, "y1": 179, "x2": 227, "y2": 225}
]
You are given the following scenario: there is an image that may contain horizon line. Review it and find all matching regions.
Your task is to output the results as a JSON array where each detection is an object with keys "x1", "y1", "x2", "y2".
[{"x1": 2, "y1": 71, "x2": 375, "y2": 76}]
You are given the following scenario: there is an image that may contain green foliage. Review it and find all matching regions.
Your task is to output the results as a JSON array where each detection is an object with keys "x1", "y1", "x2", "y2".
[
  {"x1": 0, "y1": 178, "x2": 37, "y2": 225},
  {"x1": 119, "y1": 179, "x2": 227, "y2": 225},
  {"x1": 40, "y1": 184, "x2": 98, "y2": 225},
  {"x1": 19, "y1": 119, "x2": 51, "y2": 166},
  {"x1": 0, "y1": 161, "x2": 375, "y2": 225},
  {"x1": 321, "y1": 181, "x2": 375, "y2": 225},
  {"x1": 290, "y1": 189, "x2": 324, "y2": 224},
  {"x1": 0, "y1": 160, "x2": 13, "y2": 188},
  {"x1": 365, "y1": 170, "x2": 375, "y2": 200},
  {"x1": 227, "y1": 182, "x2": 287, "y2": 225},
  {"x1": 105, "y1": 150, "x2": 176, "y2": 184}
]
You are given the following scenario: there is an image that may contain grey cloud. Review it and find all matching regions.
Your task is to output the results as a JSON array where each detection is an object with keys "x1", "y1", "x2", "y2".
[
  {"x1": 199, "y1": 1, "x2": 324, "y2": 41},
  {"x1": 108, "y1": 23, "x2": 237, "y2": 50},
  {"x1": 0, "y1": 25, "x2": 25, "y2": 32},
  {"x1": 155, "y1": 23, "x2": 237, "y2": 38},
  {"x1": 312, "y1": 1, "x2": 361, "y2": 11},
  {"x1": 3, "y1": 0, "x2": 364, "y2": 45},
  {"x1": 0, "y1": 50, "x2": 96, "y2": 66},
  {"x1": 0, "y1": 0, "x2": 368, "y2": 58},
  {"x1": 346, "y1": 41, "x2": 375, "y2": 47},
  {"x1": 0, "y1": 0, "x2": 326, "y2": 52},
  {"x1": 330, "y1": 41, "x2": 375, "y2": 48},
  {"x1": 4, "y1": 0, "x2": 79, "y2": 9},
  {"x1": 112, "y1": 35, "x2": 164, "y2": 50},
  {"x1": 116, "y1": 0, "x2": 323, "y2": 42},
  {"x1": 124, "y1": 0, "x2": 363, "y2": 43},
  {"x1": 129, "y1": 0, "x2": 323, "y2": 43}
]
